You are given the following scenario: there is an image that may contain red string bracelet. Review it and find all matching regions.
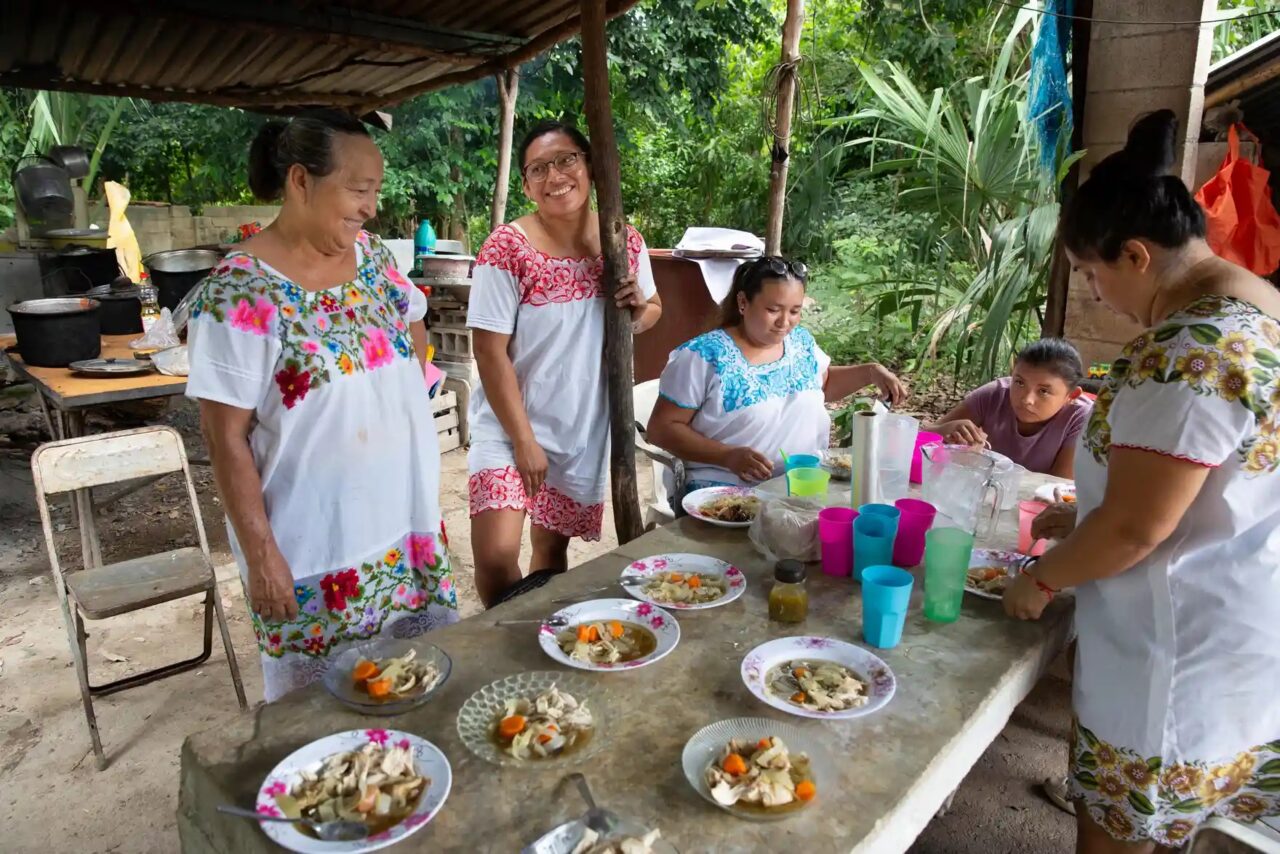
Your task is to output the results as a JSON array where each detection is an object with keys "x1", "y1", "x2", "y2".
[{"x1": 1019, "y1": 562, "x2": 1059, "y2": 600}]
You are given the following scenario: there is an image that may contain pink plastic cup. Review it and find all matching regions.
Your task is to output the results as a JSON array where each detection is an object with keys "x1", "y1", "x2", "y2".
[
  {"x1": 818, "y1": 507, "x2": 858, "y2": 577},
  {"x1": 911, "y1": 431, "x2": 943, "y2": 484},
  {"x1": 892, "y1": 498, "x2": 937, "y2": 567},
  {"x1": 1018, "y1": 500, "x2": 1050, "y2": 556}
]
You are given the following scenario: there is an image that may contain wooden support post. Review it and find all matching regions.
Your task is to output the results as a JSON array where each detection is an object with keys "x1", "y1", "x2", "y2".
[
  {"x1": 580, "y1": 0, "x2": 643, "y2": 544},
  {"x1": 1043, "y1": 0, "x2": 1091, "y2": 339},
  {"x1": 491, "y1": 67, "x2": 520, "y2": 233},
  {"x1": 764, "y1": 0, "x2": 805, "y2": 256}
]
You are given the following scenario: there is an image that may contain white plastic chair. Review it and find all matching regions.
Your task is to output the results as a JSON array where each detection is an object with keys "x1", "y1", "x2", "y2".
[
  {"x1": 31, "y1": 425, "x2": 247, "y2": 770},
  {"x1": 1187, "y1": 816, "x2": 1280, "y2": 853},
  {"x1": 633, "y1": 379, "x2": 685, "y2": 529}
]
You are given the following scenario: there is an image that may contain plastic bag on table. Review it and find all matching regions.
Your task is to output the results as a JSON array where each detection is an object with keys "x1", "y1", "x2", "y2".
[
  {"x1": 151, "y1": 345, "x2": 189, "y2": 376},
  {"x1": 749, "y1": 495, "x2": 822, "y2": 563},
  {"x1": 130, "y1": 308, "x2": 180, "y2": 350}
]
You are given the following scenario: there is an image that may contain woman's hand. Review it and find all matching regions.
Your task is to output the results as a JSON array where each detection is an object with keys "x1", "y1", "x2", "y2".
[
  {"x1": 863, "y1": 363, "x2": 908, "y2": 408},
  {"x1": 1032, "y1": 502, "x2": 1077, "y2": 540},
  {"x1": 1003, "y1": 572, "x2": 1051, "y2": 620},
  {"x1": 248, "y1": 548, "x2": 299, "y2": 622},
  {"x1": 613, "y1": 274, "x2": 644, "y2": 311},
  {"x1": 514, "y1": 437, "x2": 549, "y2": 498},
  {"x1": 721, "y1": 446, "x2": 774, "y2": 483},
  {"x1": 936, "y1": 419, "x2": 988, "y2": 448}
]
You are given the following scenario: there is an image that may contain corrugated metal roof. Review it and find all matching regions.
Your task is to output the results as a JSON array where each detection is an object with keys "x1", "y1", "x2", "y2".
[
  {"x1": 1207, "y1": 29, "x2": 1280, "y2": 144},
  {"x1": 0, "y1": 0, "x2": 637, "y2": 111}
]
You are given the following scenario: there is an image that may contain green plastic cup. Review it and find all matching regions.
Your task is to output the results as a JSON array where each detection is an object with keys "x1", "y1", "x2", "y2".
[
  {"x1": 786, "y1": 467, "x2": 830, "y2": 497},
  {"x1": 923, "y1": 526, "x2": 974, "y2": 623}
]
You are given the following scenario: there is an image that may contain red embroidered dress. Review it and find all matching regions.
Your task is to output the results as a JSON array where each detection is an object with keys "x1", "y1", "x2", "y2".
[{"x1": 465, "y1": 223, "x2": 656, "y2": 539}]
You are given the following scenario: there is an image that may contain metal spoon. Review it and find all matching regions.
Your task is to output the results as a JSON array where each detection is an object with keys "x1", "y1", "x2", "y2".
[
  {"x1": 567, "y1": 773, "x2": 624, "y2": 837},
  {"x1": 493, "y1": 615, "x2": 570, "y2": 628},
  {"x1": 216, "y1": 804, "x2": 369, "y2": 842}
]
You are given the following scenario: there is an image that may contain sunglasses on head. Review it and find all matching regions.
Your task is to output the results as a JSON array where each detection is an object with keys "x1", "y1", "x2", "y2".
[{"x1": 746, "y1": 255, "x2": 808, "y2": 282}]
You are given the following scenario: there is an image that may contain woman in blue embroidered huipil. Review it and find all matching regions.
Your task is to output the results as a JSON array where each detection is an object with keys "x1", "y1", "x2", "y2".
[{"x1": 647, "y1": 257, "x2": 906, "y2": 491}]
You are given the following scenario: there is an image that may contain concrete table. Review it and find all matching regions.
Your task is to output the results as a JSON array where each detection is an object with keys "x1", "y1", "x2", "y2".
[{"x1": 178, "y1": 476, "x2": 1072, "y2": 854}]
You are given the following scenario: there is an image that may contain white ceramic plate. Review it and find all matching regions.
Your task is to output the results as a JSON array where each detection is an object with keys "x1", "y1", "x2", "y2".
[
  {"x1": 254, "y1": 729, "x2": 451, "y2": 853},
  {"x1": 1033, "y1": 482, "x2": 1076, "y2": 504},
  {"x1": 681, "y1": 717, "x2": 834, "y2": 822},
  {"x1": 620, "y1": 553, "x2": 746, "y2": 611},
  {"x1": 538, "y1": 598, "x2": 680, "y2": 672},
  {"x1": 740, "y1": 637, "x2": 895, "y2": 721},
  {"x1": 456, "y1": 671, "x2": 602, "y2": 768},
  {"x1": 965, "y1": 548, "x2": 1023, "y2": 600},
  {"x1": 682, "y1": 486, "x2": 760, "y2": 528}
]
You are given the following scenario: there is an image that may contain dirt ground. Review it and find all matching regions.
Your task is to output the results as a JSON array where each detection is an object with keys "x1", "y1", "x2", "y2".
[{"x1": 0, "y1": 388, "x2": 1076, "y2": 853}]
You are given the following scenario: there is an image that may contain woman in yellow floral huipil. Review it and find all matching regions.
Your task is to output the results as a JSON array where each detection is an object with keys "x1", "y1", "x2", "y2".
[{"x1": 1003, "y1": 110, "x2": 1280, "y2": 852}]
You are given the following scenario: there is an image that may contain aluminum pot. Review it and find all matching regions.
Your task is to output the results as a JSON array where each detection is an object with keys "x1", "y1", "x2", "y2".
[
  {"x1": 144, "y1": 249, "x2": 221, "y2": 312},
  {"x1": 7, "y1": 297, "x2": 101, "y2": 367}
]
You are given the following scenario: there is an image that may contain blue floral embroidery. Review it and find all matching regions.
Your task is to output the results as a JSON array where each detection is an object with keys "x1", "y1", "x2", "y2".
[
  {"x1": 281, "y1": 282, "x2": 305, "y2": 303},
  {"x1": 679, "y1": 327, "x2": 823, "y2": 412}
]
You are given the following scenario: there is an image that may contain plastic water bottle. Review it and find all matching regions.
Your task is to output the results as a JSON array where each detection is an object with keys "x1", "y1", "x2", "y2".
[{"x1": 414, "y1": 220, "x2": 437, "y2": 257}]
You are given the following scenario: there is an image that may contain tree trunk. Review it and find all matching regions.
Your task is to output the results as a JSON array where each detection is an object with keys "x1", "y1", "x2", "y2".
[
  {"x1": 491, "y1": 68, "x2": 520, "y2": 233},
  {"x1": 448, "y1": 126, "x2": 468, "y2": 247},
  {"x1": 764, "y1": 0, "x2": 805, "y2": 256},
  {"x1": 580, "y1": 0, "x2": 643, "y2": 545}
]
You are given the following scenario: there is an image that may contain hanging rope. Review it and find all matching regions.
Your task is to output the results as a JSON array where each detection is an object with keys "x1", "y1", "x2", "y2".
[{"x1": 761, "y1": 53, "x2": 821, "y2": 164}]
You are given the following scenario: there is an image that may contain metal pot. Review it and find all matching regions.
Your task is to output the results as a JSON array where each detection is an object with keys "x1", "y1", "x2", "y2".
[
  {"x1": 144, "y1": 249, "x2": 221, "y2": 312},
  {"x1": 7, "y1": 297, "x2": 101, "y2": 367},
  {"x1": 46, "y1": 246, "x2": 121, "y2": 293},
  {"x1": 93, "y1": 289, "x2": 144, "y2": 335},
  {"x1": 417, "y1": 254, "x2": 473, "y2": 280}
]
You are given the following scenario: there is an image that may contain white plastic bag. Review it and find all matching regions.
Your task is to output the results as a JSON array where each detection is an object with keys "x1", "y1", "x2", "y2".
[
  {"x1": 749, "y1": 496, "x2": 822, "y2": 563},
  {"x1": 130, "y1": 308, "x2": 180, "y2": 350},
  {"x1": 151, "y1": 345, "x2": 189, "y2": 377}
]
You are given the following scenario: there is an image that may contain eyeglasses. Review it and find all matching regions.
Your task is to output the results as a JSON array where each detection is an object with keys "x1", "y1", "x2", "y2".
[
  {"x1": 523, "y1": 151, "x2": 584, "y2": 183},
  {"x1": 746, "y1": 255, "x2": 809, "y2": 282}
]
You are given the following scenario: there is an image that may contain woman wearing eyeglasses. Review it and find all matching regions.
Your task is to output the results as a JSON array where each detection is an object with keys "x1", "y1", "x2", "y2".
[
  {"x1": 466, "y1": 119, "x2": 662, "y2": 606},
  {"x1": 647, "y1": 257, "x2": 906, "y2": 494}
]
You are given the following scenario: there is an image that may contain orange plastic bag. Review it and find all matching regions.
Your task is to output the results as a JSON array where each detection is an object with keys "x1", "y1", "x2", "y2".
[{"x1": 1195, "y1": 124, "x2": 1280, "y2": 275}]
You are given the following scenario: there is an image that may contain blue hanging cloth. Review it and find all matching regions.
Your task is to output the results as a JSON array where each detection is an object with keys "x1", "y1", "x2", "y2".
[{"x1": 1029, "y1": 0, "x2": 1073, "y2": 177}]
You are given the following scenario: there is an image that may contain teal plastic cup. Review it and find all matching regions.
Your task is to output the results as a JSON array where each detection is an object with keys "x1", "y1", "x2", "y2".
[
  {"x1": 923, "y1": 526, "x2": 974, "y2": 623},
  {"x1": 854, "y1": 512, "x2": 898, "y2": 577},
  {"x1": 785, "y1": 453, "x2": 821, "y2": 471},
  {"x1": 860, "y1": 565, "x2": 914, "y2": 648}
]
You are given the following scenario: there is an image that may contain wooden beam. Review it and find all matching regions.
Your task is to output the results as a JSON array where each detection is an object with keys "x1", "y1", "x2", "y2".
[
  {"x1": 764, "y1": 0, "x2": 805, "y2": 256},
  {"x1": 492, "y1": 68, "x2": 521, "y2": 233},
  {"x1": 580, "y1": 0, "x2": 643, "y2": 545},
  {"x1": 1043, "y1": 0, "x2": 1091, "y2": 339},
  {"x1": 1206, "y1": 57, "x2": 1280, "y2": 109}
]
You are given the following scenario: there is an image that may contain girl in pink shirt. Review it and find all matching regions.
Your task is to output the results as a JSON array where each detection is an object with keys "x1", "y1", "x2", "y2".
[{"x1": 925, "y1": 338, "x2": 1092, "y2": 477}]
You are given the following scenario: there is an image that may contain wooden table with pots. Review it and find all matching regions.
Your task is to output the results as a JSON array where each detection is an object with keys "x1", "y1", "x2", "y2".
[
  {"x1": 2, "y1": 333, "x2": 188, "y2": 568},
  {"x1": 177, "y1": 474, "x2": 1072, "y2": 854}
]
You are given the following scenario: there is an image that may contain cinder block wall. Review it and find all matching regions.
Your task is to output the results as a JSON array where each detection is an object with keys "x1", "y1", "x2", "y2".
[
  {"x1": 87, "y1": 202, "x2": 279, "y2": 258},
  {"x1": 1064, "y1": 0, "x2": 1216, "y2": 367}
]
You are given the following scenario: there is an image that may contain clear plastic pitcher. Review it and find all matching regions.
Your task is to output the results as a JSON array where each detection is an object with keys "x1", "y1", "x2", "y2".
[
  {"x1": 877, "y1": 414, "x2": 919, "y2": 503},
  {"x1": 919, "y1": 443, "x2": 1005, "y2": 536}
]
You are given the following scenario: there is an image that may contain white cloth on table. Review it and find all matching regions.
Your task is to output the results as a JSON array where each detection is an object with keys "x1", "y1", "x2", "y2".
[
  {"x1": 658, "y1": 326, "x2": 831, "y2": 487},
  {"x1": 672, "y1": 227, "x2": 764, "y2": 303}
]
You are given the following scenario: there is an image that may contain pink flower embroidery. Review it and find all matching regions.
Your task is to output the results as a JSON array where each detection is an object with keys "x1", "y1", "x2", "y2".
[
  {"x1": 363, "y1": 327, "x2": 394, "y2": 369},
  {"x1": 265, "y1": 780, "x2": 288, "y2": 797},
  {"x1": 636, "y1": 604, "x2": 653, "y2": 617},
  {"x1": 256, "y1": 804, "x2": 282, "y2": 817},
  {"x1": 316, "y1": 315, "x2": 329, "y2": 331},
  {"x1": 221, "y1": 255, "x2": 255, "y2": 272},
  {"x1": 366, "y1": 729, "x2": 389, "y2": 746},
  {"x1": 650, "y1": 616, "x2": 665, "y2": 628},
  {"x1": 407, "y1": 533, "x2": 438, "y2": 570},
  {"x1": 387, "y1": 267, "x2": 410, "y2": 288},
  {"x1": 439, "y1": 577, "x2": 452, "y2": 594},
  {"x1": 228, "y1": 297, "x2": 276, "y2": 335},
  {"x1": 302, "y1": 340, "x2": 320, "y2": 354},
  {"x1": 395, "y1": 318, "x2": 406, "y2": 332}
]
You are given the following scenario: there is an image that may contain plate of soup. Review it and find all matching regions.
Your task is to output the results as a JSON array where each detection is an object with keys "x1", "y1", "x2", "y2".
[{"x1": 538, "y1": 598, "x2": 680, "y2": 672}]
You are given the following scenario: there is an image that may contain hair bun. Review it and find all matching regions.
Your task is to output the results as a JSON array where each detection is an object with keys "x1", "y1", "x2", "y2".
[{"x1": 1122, "y1": 109, "x2": 1179, "y2": 177}]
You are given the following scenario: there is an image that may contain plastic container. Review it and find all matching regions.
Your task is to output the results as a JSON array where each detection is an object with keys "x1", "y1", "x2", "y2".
[
  {"x1": 818, "y1": 507, "x2": 857, "y2": 578},
  {"x1": 860, "y1": 565, "x2": 914, "y2": 649},
  {"x1": 877, "y1": 414, "x2": 919, "y2": 502},
  {"x1": 853, "y1": 513, "x2": 897, "y2": 578},
  {"x1": 1018, "y1": 500, "x2": 1050, "y2": 556},
  {"x1": 892, "y1": 498, "x2": 937, "y2": 568},
  {"x1": 769, "y1": 560, "x2": 808, "y2": 623},
  {"x1": 923, "y1": 527, "x2": 974, "y2": 623},
  {"x1": 786, "y1": 467, "x2": 830, "y2": 497}
]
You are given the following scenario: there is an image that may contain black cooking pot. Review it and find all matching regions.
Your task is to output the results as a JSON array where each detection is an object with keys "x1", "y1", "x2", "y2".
[
  {"x1": 95, "y1": 289, "x2": 144, "y2": 335},
  {"x1": 7, "y1": 297, "x2": 101, "y2": 367},
  {"x1": 46, "y1": 246, "x2": 121, "y2": 294},
  {"x1": 144, "y1": 249, "x2": 220, "y2": 312}
]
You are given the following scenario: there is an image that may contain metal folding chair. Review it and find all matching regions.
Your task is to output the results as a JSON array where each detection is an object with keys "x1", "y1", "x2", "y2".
[
  {"x1": 633, "y1": 379, "x2": 685, "y2": 529},
  {"x1": 31, "y1": 425, "x2": 247, "y2": 770}
]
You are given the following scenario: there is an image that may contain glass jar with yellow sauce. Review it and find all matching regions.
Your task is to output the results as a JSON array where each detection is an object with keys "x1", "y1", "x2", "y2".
[{"x1": 769, "y1": 560, "x2": 808, "y2": 623}]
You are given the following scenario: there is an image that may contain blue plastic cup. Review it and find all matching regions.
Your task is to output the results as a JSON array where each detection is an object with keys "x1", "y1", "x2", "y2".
[
  {"x1": 785, "y1": 453, "x2": 821, "y2": 471},
  {"x1": 854, "y1": 512, "x2": 898, "y2": 578},
  {"x1": 858, "y1": 503, "x2": 902, "y2": 524},
  {"x1": 860, "y1": 564, "x2": 915, "y2": 649}
]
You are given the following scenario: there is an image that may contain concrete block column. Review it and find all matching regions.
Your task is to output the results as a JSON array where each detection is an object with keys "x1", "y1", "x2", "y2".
[{"x1": 1064, "y1": 0, "x2": 1217, "y2": 367}]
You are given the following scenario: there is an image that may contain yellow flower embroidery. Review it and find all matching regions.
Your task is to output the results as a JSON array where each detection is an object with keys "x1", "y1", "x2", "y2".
[
  {"x1": 1161, "y1": 820, "x2": 1196, "y2": 844},
  {"x1": 1229, "y1": 794, "x2": 1269, "y2": 821},
  {"x1": 345, "y1": 286, "x2": 364, "y2": 306},
  {"x1": 1097, "y1": 770, "x2": 1130, "y2": 802},
  {"x1": 281, "y1": 304, "x2": 297, "y2": 319},
  {"x1": 1216, "y1": 365, "x2": 1252, "y2": 403},
  {"x1": 384, "y1": 548, "x2": 403, "y2": 566},
  {"x1": 1160, "y1": 764, "x2": 1202, "y2": 797},
  {"x1": 1271, "y1": 386, "x2": 1280, "y2": 409},
  {"x1": 1245, "y1": 438, "x2": 1279, "y2": 474},
  {"x1": 1122, "y1": 759, "x2": 1154, "y2": 789},
  {"x1": 1102, "y1": 806, "x2": 1135, "y2": 839},
  {"x1": 1218, "y1": 331, "x2": 1257, "y2": 366},
  {"x1": 1262, "y1": 319, "x2": 1280, "y2": 347},
  {"x1": 1173, "y1": 348, "x2": 1219, "y2": 386},
  {"x1": 1198, "y1": 752, "x2": 1255, "y2": 805},
  {"x1": 1134, "y1": 344, "x2": 1169, "y2": 381},
  {"x1": 309, "y1": 624, "x2": 323, "y2": 636},
  {"x1": 1123, "y1": 333, "x2": 1152, "y2": 357},
  {"x1": 1096, "y1": 743, "x2": 1121, "y2": 769},
  {"x1": 338, "y1": 353, "x2": 355, "y2": 375}
]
